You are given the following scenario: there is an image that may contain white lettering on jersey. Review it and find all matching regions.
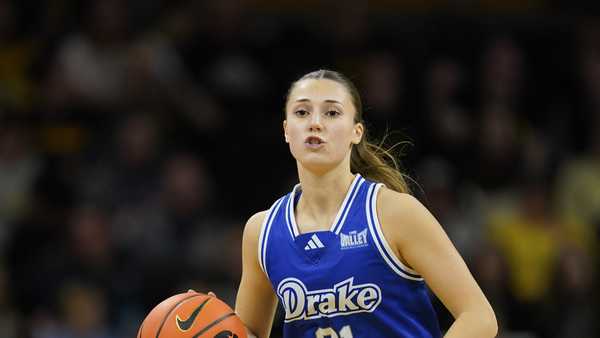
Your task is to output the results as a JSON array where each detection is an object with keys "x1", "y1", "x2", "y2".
[
  {"x1": 340, "y1": 229, "x2": 368, "y2": 250},
  {"x1": 276, "y1": 277, "x2": 382, "y2": 322}
]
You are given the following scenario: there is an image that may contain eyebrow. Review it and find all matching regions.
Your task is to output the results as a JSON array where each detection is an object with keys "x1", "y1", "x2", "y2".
[{"x1": 294, "y1": 98, "x2": 344, "y2": 105}]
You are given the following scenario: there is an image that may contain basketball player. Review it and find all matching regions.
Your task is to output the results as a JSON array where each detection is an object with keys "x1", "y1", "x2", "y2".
[{"x1": 234, "y1": 70, "x2": 497, "y2": 338}]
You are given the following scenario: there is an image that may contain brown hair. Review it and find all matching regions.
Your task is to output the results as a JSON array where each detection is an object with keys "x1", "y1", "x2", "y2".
[{"x1": 285, "y1": 69, "x2": 411, "y2": 194}]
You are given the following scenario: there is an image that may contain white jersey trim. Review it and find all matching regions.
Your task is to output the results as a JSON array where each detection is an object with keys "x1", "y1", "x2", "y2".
[
  {"x1": 366, "y1": 183, "x2": 424, "y2": 281},
  {"x1": 333, "y1": 176, "x2": 365, "y2": 234},
  {"x1": 286, "y1": 185, "x2": 301, "y2": 238},
  {"x1": 286, "y1": 174, "x2": 364, "y2": 239},
  {"x1": 258, "y1": 197, "x2": 285, "y2": 278}
]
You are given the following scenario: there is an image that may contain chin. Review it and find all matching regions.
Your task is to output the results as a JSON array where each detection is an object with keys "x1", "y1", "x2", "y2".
[{"x1": 298, "y1": 156, "x2": 343, "y2": 174}]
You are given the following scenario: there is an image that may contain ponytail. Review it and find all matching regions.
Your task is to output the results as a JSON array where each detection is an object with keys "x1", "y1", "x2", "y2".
[{"x1": 351, "y1": 134, "x2": 411, "y2": 194}]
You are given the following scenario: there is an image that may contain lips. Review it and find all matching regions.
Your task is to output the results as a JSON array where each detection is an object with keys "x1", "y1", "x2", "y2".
[
  {"x1": 304, "y1": 136, "x2": 325, "y2": 149},
  {"x1": 305, "y1": 136, "x2": 325, "y2": 144}
]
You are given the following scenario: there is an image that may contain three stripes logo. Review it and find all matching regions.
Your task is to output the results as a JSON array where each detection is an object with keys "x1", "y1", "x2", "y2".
[{"x1": 304, "y1": 234, "x2": 325, "y2": 250}]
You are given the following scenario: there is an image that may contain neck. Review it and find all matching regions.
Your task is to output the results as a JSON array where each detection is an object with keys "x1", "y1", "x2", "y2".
[{"x1": 295, "y1": 162, "x2": 356, "y2": 230}]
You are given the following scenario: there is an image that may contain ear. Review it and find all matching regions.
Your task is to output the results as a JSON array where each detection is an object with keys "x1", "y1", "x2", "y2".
[
  {"x1": 351, "y1": 122, "x2": 364, "y2": 145},
  {"x1": 283, "y1": 120, "x2": 289, "y2": 143}
]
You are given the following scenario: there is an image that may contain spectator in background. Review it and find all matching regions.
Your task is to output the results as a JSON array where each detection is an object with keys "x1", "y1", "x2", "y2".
[
  {"x1": 160, "y1": 152, "x2": 243, "y2": 300},
  {"x1": 472, "y1": 247, "x2": 511, "y2": 335},
  {"x1": 96, "y1": 112, "x2": 171, "y2": 263},
  {"x1": 33, "y1": 281, "x2": 115, "y2": 338},
  {"x1": 422, "y1": 58, "x2": 472, "y2": 172},
  {"x1": 79, "y1": 112, "x2": 163, "y2": 208},
  {"x1": 193, "y1": 0, "x2": 269, "y2": 101},
  {"x1": 125, "y1": 23, "x2": 227, "y2": 134},
  {"x1": 475, "y1": 37, "x2": 527, "y2": 192},
  {"x1": 487, "y1": 179, "x2": 561, "y2": 338},
  {"x1": 65, "y1": 205, "x2": 146, "y2": 338},
  {"x1": 554, "y1": 113, "x2": 600, "y2": 338},
  {"x1": 65, "y1": 207, "x2": 115, "y2": 289},
  {"x1": 53, "y1": 0, "x2": 130, "y2": 110},
  {"x1": 575, "y1": 18, "x2": 600, "y2": 126},
  {"x1": 161, "y1": 153, "x2": 213, "y2": 240},
  {"x1": 0, "y1": 0, "x2": 36, "y2": 112},
  {"x1": 417, "y1": 156, "x2": 488, "y2": 330},
  {"x1": 361, "y1": 51, "x2": 404, "y2": 125},
  {"x1": 554, "y1": 248, "x2": 595, "y2": 337},
  {"x1": 0, "y1": 263, "x2": 18, "y2": 338},
  {"x1": 417, "y1": 156, "x2": 485, "y2": 262},
  {"x1": 184, "y1": 217, "x2": 243, "y2": 307},
  {"x1": 556, "y1": 42, "x2": 600, "y2": 256},
  {"x1": 320, "y1": 0, "x2": 369, "y2": 52},
  {"x1": 112, "y1": 152, "x2": 220, "y2": 329},
  {"x1": 6, "y1": 161, "x2": 74, "y2": 336},
  {"x1": 476, "y1": 101, "x2": 523, "y2": 193},
  {"x1": 0, "y1": 120, "x2": 41, "y2": 252},
  {"x1": 480, "y1": 37, "x2": 525, "y2": 109}
]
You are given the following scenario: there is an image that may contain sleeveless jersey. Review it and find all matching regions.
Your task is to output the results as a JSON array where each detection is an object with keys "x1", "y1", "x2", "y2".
[{"x1": 258, "y1": 174, "x2": 442, "y2": 338}]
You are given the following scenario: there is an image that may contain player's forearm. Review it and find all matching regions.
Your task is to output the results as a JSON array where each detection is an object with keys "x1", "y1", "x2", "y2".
[
  {"x1": 237, "y1": 310, "x2": 273, "y2": 338},
  {"x1": 444, "y1": 310, "x2": 498, "y2": 338},
  {"x1": 246, "y1": 329, "x2": 258, "y2": 338}
]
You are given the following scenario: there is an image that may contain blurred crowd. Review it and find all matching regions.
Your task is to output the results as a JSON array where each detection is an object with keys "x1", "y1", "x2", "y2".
[{"x1": 0, "y1": 1, "x2": 599, "y2": 337}]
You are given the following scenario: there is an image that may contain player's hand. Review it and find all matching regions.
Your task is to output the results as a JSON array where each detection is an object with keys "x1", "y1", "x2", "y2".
[
  {"x1": 187, "y1": 290, "x2": 255, "y2": 337},
  {"x1": 187, "y1": 289, "x2": 217, "y2": 297}
]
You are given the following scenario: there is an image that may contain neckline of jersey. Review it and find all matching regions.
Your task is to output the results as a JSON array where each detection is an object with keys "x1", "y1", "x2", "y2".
[{"x1": 286, "y1": 174, "x2": 365, "y2": 238}]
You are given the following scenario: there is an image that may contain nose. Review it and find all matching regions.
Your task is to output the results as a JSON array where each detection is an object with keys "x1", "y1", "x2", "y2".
[{"x1": 309, "y1": 111, "x2": 322, "y2": 131}]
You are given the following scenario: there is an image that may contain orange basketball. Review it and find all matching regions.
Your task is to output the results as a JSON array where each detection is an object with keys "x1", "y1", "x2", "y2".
[{"x1": 138, "y1": 292, "x2": 247, "y2": 338}]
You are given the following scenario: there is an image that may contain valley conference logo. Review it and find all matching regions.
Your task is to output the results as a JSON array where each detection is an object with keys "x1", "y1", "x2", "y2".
[
  {"x1": 277, "y1": 277, "x2": 382, "y2": 322},
  {"x1": 340, "y1": 229, "x2": 368, "y2": 250}
]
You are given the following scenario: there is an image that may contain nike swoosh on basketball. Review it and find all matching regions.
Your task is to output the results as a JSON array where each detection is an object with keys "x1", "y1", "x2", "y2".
[{"x1": 176, "y1": 298, "x2": 211, "y2": 331}]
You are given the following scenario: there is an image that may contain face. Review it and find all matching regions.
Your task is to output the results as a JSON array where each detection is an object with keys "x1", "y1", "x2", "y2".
[{"x1": 284, "y1": 79, "x2": 363, "y2": 172}]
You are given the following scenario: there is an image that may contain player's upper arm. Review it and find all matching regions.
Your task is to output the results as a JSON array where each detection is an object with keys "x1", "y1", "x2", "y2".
[
  {"x1": 377, "y1": 188, "x2": 496, "y2": 328},
  {"x1": 235, "y1": 211, "x2": 278, "y2": 338}
]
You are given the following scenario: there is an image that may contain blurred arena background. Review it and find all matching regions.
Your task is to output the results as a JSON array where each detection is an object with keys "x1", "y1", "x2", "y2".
[{"x1": 0, "y1": 0, "x2": 599, "y2": 337}]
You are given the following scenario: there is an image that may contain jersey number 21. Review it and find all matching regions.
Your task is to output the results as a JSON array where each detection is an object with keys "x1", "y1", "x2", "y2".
[{"x1": 315, "y1": 325, "x2": 353, "y2": 338}]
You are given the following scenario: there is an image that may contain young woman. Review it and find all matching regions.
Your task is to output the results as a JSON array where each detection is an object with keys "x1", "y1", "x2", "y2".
[{"x1": 234, "y1": 70, "x2": 497, "y2": 338}]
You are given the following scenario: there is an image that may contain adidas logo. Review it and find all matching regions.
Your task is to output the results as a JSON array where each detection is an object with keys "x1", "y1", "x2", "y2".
[{"x1": 304, "y1": 234, "x2": 325, "y2": 250}]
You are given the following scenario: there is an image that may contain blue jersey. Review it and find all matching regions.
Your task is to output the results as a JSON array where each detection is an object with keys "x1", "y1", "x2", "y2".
[{"x1": 258, "y1": 174, "x2": 442, "y2": 338}]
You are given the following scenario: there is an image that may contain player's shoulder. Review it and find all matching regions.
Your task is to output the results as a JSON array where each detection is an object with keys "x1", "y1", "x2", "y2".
[
  {"x1": 377, "y1": 186, "x2": 424, "y2": 216},
  {"x1": 376, "y1": 186, "x2": 436, "y2": 233},
  {"x1": 243, "y1": 210, "x2": 269, "y2": 242}
]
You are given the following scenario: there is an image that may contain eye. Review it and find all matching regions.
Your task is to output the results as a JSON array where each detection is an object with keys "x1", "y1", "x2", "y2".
[
  {"x1": 325, "y1": 110, "x2": 341, "y2": 117},
  {"x1": 294, "y1": 109, "x2": 309, "y2": 117}
]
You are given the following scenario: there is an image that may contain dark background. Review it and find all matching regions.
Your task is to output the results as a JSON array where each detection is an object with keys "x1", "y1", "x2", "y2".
[{"x1": 0, "y1": 0, "x2": 599, "y2": 337}]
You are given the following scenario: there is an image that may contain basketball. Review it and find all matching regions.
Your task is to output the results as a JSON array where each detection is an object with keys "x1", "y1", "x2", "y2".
[{"x1": 138, "y1": 292, "x2": 247, "y2": 338}]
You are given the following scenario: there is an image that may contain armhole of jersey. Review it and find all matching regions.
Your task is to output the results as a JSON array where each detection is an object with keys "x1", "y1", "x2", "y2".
[
  {"x1": 366, "y1": 183, "x2": 424, "y2": 282},
  {"x1": 257, "y1": 197, "x2": 285, "y2": 279}
]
